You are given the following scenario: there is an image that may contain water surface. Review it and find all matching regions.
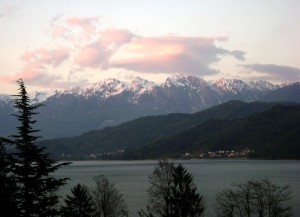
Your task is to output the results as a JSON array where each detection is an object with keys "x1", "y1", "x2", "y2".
[{"x1": 55, "y1": 160, "x2": 300, "y2": 216}]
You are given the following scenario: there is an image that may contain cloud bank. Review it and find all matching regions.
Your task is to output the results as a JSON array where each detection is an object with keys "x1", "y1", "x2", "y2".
[
  {"x1": 112, "y1": 36, "x2": 245, "y2": 76},
  {"x1": 242, "y1": 64, "x2": 300, "y2": 81}
]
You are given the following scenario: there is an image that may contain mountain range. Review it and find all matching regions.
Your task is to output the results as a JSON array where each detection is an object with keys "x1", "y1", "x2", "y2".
[{"x1": 0, "y1": 74, "x2": 299, "y2": 139}]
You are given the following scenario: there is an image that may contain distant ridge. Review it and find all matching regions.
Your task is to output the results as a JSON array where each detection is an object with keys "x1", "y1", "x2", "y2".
[
  {"x1": 140, "y1": 104, "x2": 300, "y2": 159},
  {"x1": 260, "y1": 82, "x2": 300, "y2": 103},
  {"x1": 37, "y1": 101, "x2": 298, "y2": 159}
]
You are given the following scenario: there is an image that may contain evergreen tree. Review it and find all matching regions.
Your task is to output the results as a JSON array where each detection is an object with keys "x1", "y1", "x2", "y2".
[
  {"x1": 0, "y1": 139, "x2": 19, "y2": 217},
  {"x1": 61, "y1": 183, "x2": 95, "y2": 217},
  {"x1": 1, "y1": 79, "x2": 70, "y2": 217},
  {"x1": 169, "y1": 164, "x2": 205, "y2": 217}
]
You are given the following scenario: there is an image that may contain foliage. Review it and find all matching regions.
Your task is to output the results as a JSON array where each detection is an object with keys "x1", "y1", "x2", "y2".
[
  {"x1": 214, "y1": 178, "x2": 292, "y2": 217},
  {"x1": 93, "y1": 175, "x2": 128, "y2": 217},
  {"x1": 0, "y1": 139, "x2": 19, "y2": 217},
  {"x1": 0, "y1": 79, "x2": 70, "y2": 217},
  {"x1": 169, "y1": 164, "x2": 205, "y2": 217},
  {"x1": 61, "y1": 183, "x2": 95, "y2": 217},
  {"x1": 140, "y1": 160, "x2": 205, "y2": 217}
]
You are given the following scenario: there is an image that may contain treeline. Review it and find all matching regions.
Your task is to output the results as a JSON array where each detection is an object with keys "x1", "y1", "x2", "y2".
[{"x1": 0, "y1": 80, "x2": 294, "y2": 217}]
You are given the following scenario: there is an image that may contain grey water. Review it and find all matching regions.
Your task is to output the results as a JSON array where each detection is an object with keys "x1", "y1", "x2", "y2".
[{"x1": 55, "y1": 160, "x2": 300, "y2": 217}]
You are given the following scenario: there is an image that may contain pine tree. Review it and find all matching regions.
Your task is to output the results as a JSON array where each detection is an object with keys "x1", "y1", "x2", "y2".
[
  {"x1": 0, "y1": 139, "x2": 19, "y2": 217},
  {"x1": 1, "y1": 79, "x2": 70, "y2": 217},
  {"x1": 61, "y1": 183, "x2": 95, "y2": 217},
  {"x1": 169, "y1": 164, "x2": 205, "y2": 217}
]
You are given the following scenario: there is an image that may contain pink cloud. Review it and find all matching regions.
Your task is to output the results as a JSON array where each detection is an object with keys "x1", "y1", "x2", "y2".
[
  {"x1": 75, "y1": 28, "x2": 134, "y2": 69},
  {"x1": 67, "y1": 16, "x2": 98, "y2": 40},
  {"x1": 112, "y1": 36, "x2": 244, "y2": 76},
  {"x1": 50, "y1": 16, "x2": 100, "y2": 43},
  {"x1": 0, "y1": 47, "x2": 72, "y2": 88},
  {"x1": 65, "y1": 16, "x2": 98, "y2": 29},
  {"x1": 52, "y1": 25, "x2": 72, "y2": 39},
  {"x1": 50, "y1": 16, "x2": 244, "y2": 77},
  {"x1": 2, "y1": 15, "x2": 247, "y2": 89},
  {"x1": 70, "y1": 27, "x2": 244, "y2": 76},
  {"x1": 101, "y1": 28, "x2": 134, "y2": 45},
  {"x1": 0, "y1": 61, "x2": 85, "y2": 89},
  {"x1": 21, "y1": 47, "x2": 70, "y2": 68},
  {"x1": 0, "y1": 62, "x2": 47, "y2": 83},
  {"x1": 75, "y1": 41, "x2": 112, "y2": 69}
]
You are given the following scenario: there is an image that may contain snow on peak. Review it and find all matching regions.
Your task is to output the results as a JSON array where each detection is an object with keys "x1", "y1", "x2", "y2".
[
  {"x1": 130, "y1": 77, "x2": 156, "y2": 93},
  {"x1": 60, "y1": 86, "x2": 83, "y2": 96},
  {"x1": 29, "y1": 91, "x2": 53, "y2": 104},
  {"x1": 163, "y1": 74, "x2": 209, "y2": 90},
  {"x1": 214, "y1": 78, "x2": 249, "y2": 92},
  {"x1": 164, "y1": 73, "x2": 189, "y2": 87},
  {"x1": 248, "y1": 80, "x2": 279, "y2": 91},
  {"x1": 2, "y1": 74, "x2": 283, "y2": 104},
  {"x1": 84, "y1": 78, "x2": 129, "y2": 99},
  {"x1": 213, "y1": 78, "x2": 279, "y2": 96},
  {"x1": 214, "y1": 78, "x2": 245, "y2": 87}
]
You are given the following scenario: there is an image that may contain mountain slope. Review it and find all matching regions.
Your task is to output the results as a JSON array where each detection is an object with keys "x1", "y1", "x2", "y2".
[
  {"x1": 38, "y1": 101, "x2": 292, "y2": 158},
  {"x1": 261, "y1": 82, "x2": 300, "y2": 102},
  {"x1": 140, "y1": 105, "x2": 300, "y2": 159}
]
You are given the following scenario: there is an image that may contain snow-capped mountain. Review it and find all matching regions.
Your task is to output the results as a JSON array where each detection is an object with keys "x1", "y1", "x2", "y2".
[
  {"x1": 1, "y1": 74, "x2": 298, "y2": 139},
  {"x1": 29, "y1": 91, "x2": 53, "y2": 104},
  {"x1": 211, "y1": 78, "x2": 280, "y2": 103}
]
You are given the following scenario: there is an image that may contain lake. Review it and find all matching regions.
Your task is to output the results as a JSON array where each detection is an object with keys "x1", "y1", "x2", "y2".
[{"x1": 55, "y1": 160, "x2": 300, "y2": 217}]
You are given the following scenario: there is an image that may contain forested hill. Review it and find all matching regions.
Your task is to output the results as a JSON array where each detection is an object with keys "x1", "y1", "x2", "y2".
[
  {"x1": 38, "y1": 101, "x2": 297, "y2": 159},
  {"x1": 140, "y1": 104, "x2": 300, "y2": 159}
]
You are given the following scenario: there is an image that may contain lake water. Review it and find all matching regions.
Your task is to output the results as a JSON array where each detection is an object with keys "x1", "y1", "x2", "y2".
[{"x1": 55, "y1": 160, "x2": 300, "y2": 217}]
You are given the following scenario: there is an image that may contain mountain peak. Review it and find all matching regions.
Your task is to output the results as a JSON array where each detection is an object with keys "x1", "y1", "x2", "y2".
[
  {"x1": 29, "y1": 91, "x2": 53, "y2": 104},
  {"x1": 130, "y1": 77, "x2": 156, "y2": 93},
  {"x1": 84, "y1": 78, "x2": 128, "y2": 99},
  {"x1": 163, "y1": 74, "x2": 206, "y2": 88}
]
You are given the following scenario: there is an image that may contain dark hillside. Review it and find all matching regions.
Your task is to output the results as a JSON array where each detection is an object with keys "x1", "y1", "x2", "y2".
[
  {"x1": 38, "y1": 101, "x2": 292, "y2": 158},
  {"x1": 140, "y1": 105, "x2": 300, "y2": 159}
]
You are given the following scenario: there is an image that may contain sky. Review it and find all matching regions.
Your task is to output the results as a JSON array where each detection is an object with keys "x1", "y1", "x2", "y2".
[{"x1": 0, "y1": 0, "x2": 300, "y2": 94}]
